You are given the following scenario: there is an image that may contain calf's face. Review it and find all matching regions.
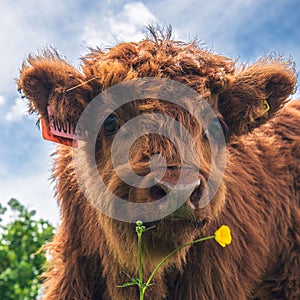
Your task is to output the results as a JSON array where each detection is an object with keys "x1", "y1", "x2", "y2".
[{"x1": 89, "y1": 92, "x2": 228, "y2": 226}]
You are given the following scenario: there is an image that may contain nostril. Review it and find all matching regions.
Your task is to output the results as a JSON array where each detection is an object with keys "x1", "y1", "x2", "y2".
[
  {"x1": 150, "y1": 184, "x2": 168, "y2": 200},
  {"x1": 189, "y1": 185, "x2": 203, "y2": 209}
]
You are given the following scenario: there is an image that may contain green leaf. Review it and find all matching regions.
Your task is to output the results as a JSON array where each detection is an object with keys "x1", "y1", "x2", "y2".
[{"x1": 117, "y1": 282, "x2": 138, "y2": 288}]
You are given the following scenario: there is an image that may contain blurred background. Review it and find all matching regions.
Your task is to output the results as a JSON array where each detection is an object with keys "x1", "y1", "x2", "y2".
[{"x1": 0, "y1": 0, "x2": 299, "y2": 226}]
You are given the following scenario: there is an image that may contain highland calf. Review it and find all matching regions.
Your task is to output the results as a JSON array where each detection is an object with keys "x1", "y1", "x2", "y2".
[{"x1": 18, "y1": 29, "x2": 300, "y2": 299}]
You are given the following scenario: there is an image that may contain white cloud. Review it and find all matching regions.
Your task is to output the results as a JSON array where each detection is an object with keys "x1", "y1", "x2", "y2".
[
  {"x1": 5, "y1": 98, "x2": 28, "y2": 122},
  {"x1": 82, "y1": 2, "x2": 157, "y2": 48},
  {"x1": 108, "y1": 2, "x2": 157, "y2": 39},
  {"x1": 0, "y1": 171, "x2": 59, "y2": 225},
  {"x1": 0, "y1": 139, "x2": 59, "y2": 225},
  {"x1": 0, "y1": 95, "x2": 5, "y2": 106},
  {"x1": 0, "y1": 0, "x2": 75, "y2": 97}
]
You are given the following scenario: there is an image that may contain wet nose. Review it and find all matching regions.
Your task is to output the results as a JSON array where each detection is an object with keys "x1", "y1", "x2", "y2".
[{"x1": 150, "y1": 166, "x2": 203, "y2": 209}]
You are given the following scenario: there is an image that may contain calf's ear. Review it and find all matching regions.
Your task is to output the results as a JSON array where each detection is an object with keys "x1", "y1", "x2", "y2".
[
  {"x1": 218, "y1": 58, "x2": 297, "y2": 135},
  {"x1": 18, "y1": 52, "x2": 97, "y2": 125}
]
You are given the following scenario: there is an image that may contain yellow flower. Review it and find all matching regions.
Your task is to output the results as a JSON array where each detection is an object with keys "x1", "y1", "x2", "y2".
[{"x1": 214, "y1": 225, "x2": 232, "y2": 247}]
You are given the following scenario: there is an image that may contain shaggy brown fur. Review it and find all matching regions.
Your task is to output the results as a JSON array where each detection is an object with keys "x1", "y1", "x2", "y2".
[{"x1": 18, "y1": 28, "x2": 300, "y2": 299}]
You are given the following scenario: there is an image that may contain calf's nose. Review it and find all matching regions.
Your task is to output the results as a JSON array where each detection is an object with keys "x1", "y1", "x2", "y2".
[{"x1": 150, "y1": 167, "x2": 203, "y2": 210}]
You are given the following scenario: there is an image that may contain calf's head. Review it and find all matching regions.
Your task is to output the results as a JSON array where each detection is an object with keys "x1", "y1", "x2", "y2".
[{"x1": 18, "y1": 33, "x2": 296, "y2": 261}]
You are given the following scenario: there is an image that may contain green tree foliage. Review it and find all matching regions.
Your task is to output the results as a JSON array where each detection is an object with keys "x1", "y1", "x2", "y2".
[{"x1": 0, "y1": 199, "x2": 55, "y2": 300}]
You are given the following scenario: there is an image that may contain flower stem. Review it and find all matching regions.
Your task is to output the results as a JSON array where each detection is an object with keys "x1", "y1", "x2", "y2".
[
  {"x1": 137, "y1": 230, "x2": 144, "y2": 300},
  {"x1": 136, "y1": 221, "x2": 146, "y2": 300},
  {"x1": 143, "y1": 235, "x2": 215, "y2": 293}
]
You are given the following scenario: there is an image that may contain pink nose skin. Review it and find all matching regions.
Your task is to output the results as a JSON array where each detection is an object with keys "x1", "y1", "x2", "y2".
[{"x1": 149, "y1": 166, "x2": 203, "y2": 212}]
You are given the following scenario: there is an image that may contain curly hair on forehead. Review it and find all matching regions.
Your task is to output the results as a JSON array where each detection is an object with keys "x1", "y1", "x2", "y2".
[
  {"x1": 17, "y1": 26, "x2": 300, "y2": 299},
  {"x1": 82, "y1": 26, "x2": 235, "y2": 94}
]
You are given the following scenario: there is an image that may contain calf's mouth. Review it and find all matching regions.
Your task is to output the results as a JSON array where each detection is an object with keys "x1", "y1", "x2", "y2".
[{"x1": 126, "y1": 165, "x2": 212, "y2": 225}]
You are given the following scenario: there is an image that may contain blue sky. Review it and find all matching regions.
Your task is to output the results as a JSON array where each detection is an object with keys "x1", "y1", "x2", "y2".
[{"x1": 0, "y1": 0, "x2": 299, "y2": 225}]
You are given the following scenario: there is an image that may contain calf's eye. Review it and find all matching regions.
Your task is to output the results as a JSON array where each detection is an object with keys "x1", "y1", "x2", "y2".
[
  {"x1": 104, "y1": 114, "x2": 120, "y2": 135},
  {"x1": 207, "y1": 118, "x2": 223, "y2": 140}
]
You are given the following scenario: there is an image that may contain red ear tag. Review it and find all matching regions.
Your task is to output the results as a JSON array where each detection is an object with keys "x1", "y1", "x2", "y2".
[
  {"x1": 47, "y1": 106, "x2": 86, "y2": 140},
  {"x1": 40, "y1": 106, "x2": 86, "y2": 147},
  {"x1": 41, "y1": 118, "x2": 76, "y2": 147}
]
